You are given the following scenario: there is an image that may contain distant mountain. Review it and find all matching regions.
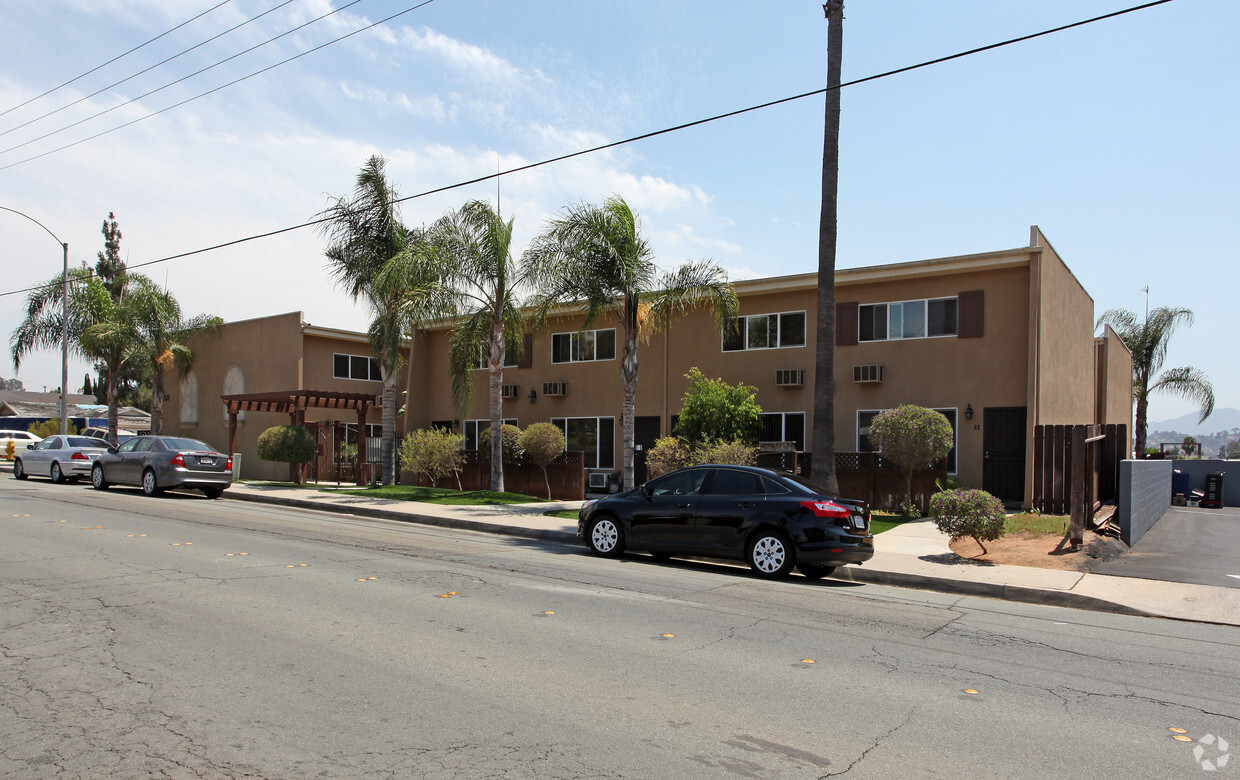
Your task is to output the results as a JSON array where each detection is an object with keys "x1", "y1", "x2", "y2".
[{"x1": 1149, "y1": 408, "x2": 1240, "y2": 438}]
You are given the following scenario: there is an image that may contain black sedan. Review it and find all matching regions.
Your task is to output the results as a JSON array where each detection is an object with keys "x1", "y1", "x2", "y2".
[
  {"x1": 578, "y1": 464, "x2": 873, "y2": 579},
  {"x1": 91, "y1": 435, "x2": 233, "y2": 498}
]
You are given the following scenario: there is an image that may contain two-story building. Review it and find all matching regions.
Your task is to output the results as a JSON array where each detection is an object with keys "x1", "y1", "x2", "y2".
[{"x1": 168, "y1": 226, "x2": 1132, "y2": 505}]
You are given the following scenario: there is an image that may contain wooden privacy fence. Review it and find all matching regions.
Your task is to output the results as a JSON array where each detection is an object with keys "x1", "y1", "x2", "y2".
[
  {"x1": 757, "y1": 451, "x2": 947, "y2": 512},
  {"x1": 1033, "y1": 424, "x2": 1126, "y2": 545}
]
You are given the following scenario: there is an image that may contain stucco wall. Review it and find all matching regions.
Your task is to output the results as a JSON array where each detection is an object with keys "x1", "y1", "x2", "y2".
[
  {"x1": 1094, "y1": 326, "x2": 1133, "y2": 429},
  {"x1": 1029, "y1": 228, "x2": 1096, "y2": 426},
  {"x1": 1117, "y1": 459, "x2": 1172, "y2": 545}
]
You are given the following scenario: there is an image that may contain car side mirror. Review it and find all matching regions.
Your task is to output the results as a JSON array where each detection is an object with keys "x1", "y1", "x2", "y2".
[
  {"x1": 26, "y1": 443, "x2": 34, "y2": 450},
  {"x1": 108, "y1": 446, "x2": 118, "y2": 454}
]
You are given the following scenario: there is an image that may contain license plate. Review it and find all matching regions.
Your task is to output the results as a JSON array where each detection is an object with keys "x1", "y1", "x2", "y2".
[
  {"x1": 851, "y1": 516, "x2": 867, "y2": 530},
  {"x1": 198, "y1": 457, "x2": 215, "y2": 465}
]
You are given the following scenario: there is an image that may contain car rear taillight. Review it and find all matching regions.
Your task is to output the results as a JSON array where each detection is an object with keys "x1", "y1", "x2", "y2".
[
  {"x1": 170, "y1": 454, "x2": 185, "y2": 467},
  {"x1": 226, "y1": 457, "x2": 232, "y2": 470},
  {"x1": 71, "y1": 451, "x2": 90, "y2": 461},
  {"x1": 800, "y1": 500, "x2": 851, "y2": 519}
]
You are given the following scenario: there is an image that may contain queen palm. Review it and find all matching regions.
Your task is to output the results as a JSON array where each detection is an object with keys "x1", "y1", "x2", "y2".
[
  {"x1": 415, "y1": 200, "x2": 526, "y2": 493},
  {"x1": 526, "y1": 195, "x2": 738, "y2": 490},
  {"x1": 318, "y1": 155, "x2": 411, "y2": 485},
  {"x1": 1097, "y1": 305, "x2": 1214, "y2": 455}
]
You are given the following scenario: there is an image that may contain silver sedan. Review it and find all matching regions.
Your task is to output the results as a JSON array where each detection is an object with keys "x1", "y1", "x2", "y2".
[
  {"x1": 90, "y1": 435, "x2": 233, "y2": 498},
  {"x1": 13, "y1": 435, "x2": 111, "y2": 483}
]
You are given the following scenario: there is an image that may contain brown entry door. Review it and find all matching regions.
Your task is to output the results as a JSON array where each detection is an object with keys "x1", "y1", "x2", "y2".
[
  {"x1": 633, "y1": 416, "x2": 661, "y2": 485},
  {"x1": 983, "y1": 407, "x2": 1027, "y2": 504}
]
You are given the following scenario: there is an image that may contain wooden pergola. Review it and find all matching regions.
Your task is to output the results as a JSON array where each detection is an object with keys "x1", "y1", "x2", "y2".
[{"x1": 221, "y1": 390, "x2": 380, "y2": 482}]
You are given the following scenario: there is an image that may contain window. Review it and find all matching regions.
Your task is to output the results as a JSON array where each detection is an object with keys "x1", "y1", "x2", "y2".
[
  {"x1": 464, "y1": 419, "x2": 517, "y2": 452},
  {"x1": 551, "y1": 417, "x2": 615, "y2": 469},
  {"x1": 472, "y1": 344, "x2": 519, "y2": 370},
  {"x1": 703, "y1": 468, "x2": 765, "y2": 495},
  {"x1": 646, "y1": 468, "x2": 706, "y2": 497},
  {"x1": 857, "y1": 408, "x2": 957, "y2": 474},
  {"x1": 552, "y1": 329, "x2": 616, "y2": 363},
  {"x1": 723, "y1": 311, "x2": 806, "y2": 351},
  {"x1": 859, "y1": 298, "x2": 958, "y2": 342},
  {"x1": 333, "y1": 352, "x2": 382, "y2": 381},
  {"x1": 759, "y1": 412, "x2": 805, "y2": 450}
]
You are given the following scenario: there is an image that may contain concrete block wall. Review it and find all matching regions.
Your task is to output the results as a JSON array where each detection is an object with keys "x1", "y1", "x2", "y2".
[
  {"x1": 1117, "y1": 459, "x2": 1172, "y2": 546},
  {"x1": 1168, "y1": 459, "x2": 1239, "y2": 507}
]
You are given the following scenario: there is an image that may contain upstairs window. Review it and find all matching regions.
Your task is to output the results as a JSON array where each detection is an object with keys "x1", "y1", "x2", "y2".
[
  {"x1": 334, "y1": 353, "x2": 381, "y2": 381},
  {"x1": 552, "y1": 329, "x2": 616, "y2": 363},
  {"x1": 723, "y1": 311, "x2": 806, "y2": 351},
  {"x1": 859, "y1": 298, "x2": 957, "y2": 342}
]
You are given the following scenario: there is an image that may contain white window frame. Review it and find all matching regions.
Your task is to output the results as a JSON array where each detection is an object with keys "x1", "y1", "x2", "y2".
[
  {"x1": 859, "y1": 297, "x2": 958, "y2": 342},
  {"x1": 722, "y1": 311, "x2": 807, "y2": 351},
  {"x1": 551, "y1": 416, "x2": 615, "y2": 469},
  {"x1": 464, "y1": 418, "x2": 518, "y2": 451},
  {"x1": 333, "y1": 352, "x2": 382, "y2": 381},
  {"x1": 758, "y1": 411, "x2": 806, "y2": 450},
  {"x1": 471, "y1": 344, "x2": 519, "y2": 371},
  {"x1": 551, "y1": 329, "x2": 616, "y2": 364}
]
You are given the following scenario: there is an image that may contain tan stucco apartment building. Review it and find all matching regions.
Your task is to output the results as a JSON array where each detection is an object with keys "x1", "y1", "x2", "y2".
[{"x1": 168, "y1": 226, "x2": 1131, "y2": 505}]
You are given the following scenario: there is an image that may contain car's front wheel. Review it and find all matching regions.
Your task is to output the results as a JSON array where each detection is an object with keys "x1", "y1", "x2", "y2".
[
  {"x1": 91, "y1": 465, "x2": 109, "y2": 490},
  {"x1": 587, "y1": 516, "x2": 625, "y2": 557},
  {"x1": 796, "y1": 562, "x2": 836, "y2": 580},
  {"x1": 141, "y1": 469, "x2": 162, "y2": 496},
  {"x1": 51, "y1": 462, "x2": 65, "y2": 484},
  {"x1": 13, "y1": 460, "x2": 27, "y2": 480},
  {"x1": 747, "y1": 530, "x2": 795, "y2": 579}
]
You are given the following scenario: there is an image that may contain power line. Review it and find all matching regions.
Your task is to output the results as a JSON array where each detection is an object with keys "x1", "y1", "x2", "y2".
[
  {"x1": 0, "y1": 0, "x2": 234, "y2": 120},
  {"x1": 0, "y1": 0, "x2": 1176, "y2": 299},
  {"x1": 1, "y1": 0, "x2": 302, "y2": 139},
  {"x1": 0, "y1": 0, "x2": 373, "y2": 158}
]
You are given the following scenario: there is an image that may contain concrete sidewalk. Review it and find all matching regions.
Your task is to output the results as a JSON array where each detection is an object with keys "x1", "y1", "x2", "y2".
[{"x1": 224, "y1": 482, "x2": 1240, "y2": 627}]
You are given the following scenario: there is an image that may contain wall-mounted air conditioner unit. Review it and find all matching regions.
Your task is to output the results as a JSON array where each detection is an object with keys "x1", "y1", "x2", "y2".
[
  {"x1": 853, "y1": 364, "x2": 884, "y2": 383},
  {"x1": 588, "y1": 472, "x2": 610, "y2": 489},
  {"x1": 543, "y1": 381, "x2": 568, "y2": 396},
  {"x1": 775, "y1": 369, "x2": 804, "y2": 387},
  {"x1": 501, "y1": 384, "x2": 520, "y2": 399}
]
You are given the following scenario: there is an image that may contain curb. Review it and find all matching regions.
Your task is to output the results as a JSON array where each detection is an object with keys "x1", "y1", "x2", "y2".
[{"x1": 227, "y1": 490, "x2": 1159, "y2": 621}]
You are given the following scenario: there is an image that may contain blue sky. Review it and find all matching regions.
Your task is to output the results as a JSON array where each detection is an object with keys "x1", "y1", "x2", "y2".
[{"x1": 1, "y1": 0, "x2": 1235, "y2": 429}]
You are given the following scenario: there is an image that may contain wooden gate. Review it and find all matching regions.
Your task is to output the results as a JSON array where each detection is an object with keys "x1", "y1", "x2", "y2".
[{"x1": 1033, "y1": 423, "x2": 1126, "y2": 545}]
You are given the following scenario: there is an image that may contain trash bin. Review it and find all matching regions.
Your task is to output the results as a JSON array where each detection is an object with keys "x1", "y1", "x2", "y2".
[
  {"x1": 1202, "y1": 471, "x2": 1224, "y2": 509},
  {"x1": 1172, "y1": 469, "x2": 1190, "y2": 504}
]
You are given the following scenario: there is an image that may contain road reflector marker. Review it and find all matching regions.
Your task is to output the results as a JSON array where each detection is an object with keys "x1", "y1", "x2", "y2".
[
  {"x1": 963, "y1": 689, "x2": 979, "y2": 695},
  {"x1": 662, "y1": 633, "x2": 675, "y2": 638},
  {"x1": 1174, "y1": 735, "x2": 1194, "y2": 742},
  {"x1": 1170, "y1": 727, "x2": 1188, "y2": 733},
  {"x1": 544, "y1": 611, "x2": 555, "y2": 615},
  {"x1": 801, "y1": 659, "x2": 816, "y2": 664}
]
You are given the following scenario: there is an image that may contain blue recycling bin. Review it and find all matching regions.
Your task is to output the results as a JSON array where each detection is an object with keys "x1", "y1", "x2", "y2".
[{"x1": 1172, "y1": 469, "x2": 1190, "y2": 502}]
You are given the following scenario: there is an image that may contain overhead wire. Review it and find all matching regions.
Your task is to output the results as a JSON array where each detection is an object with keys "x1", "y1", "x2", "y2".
[
  {"x1": 0, "y1": 0, "x2": 234, "y2": 120},
  {"x1": 0, "y1": 0, "x2": 303, "y2": 139},
  {"x1": 0, "y1": 0, "x2": 375, "y2": 158},
  {"x1": 0, "y1": 0, "x2": 1175, "y2": 300}
]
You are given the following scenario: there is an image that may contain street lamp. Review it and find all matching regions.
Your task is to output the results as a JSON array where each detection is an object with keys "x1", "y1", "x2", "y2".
[{"x1": 1, "y1": 206, "x2": 70, "y2": 436}]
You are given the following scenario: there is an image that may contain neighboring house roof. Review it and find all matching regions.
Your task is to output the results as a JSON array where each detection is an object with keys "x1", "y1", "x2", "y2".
[
  {"x1": 0, "y1": 401, "x2": 152, "y2": 428},
  {"x1": 0, "y1": 390, "x2": 96, "y2": 406}
]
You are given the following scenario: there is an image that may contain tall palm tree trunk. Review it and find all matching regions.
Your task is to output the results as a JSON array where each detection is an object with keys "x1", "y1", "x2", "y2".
[
  {"x1": 488, "y1": 327, "x2": 505, "y2": 493},
  {"x1": 381, "y1": 370, "x2": 398, "y2": 484},
  {"x1": 151, "y1": 362, "x2": 166, "y2": 434},
  {"x1": 620, "y1": 320, "x2": 640, "y2": 490},
  {"x1": 107, "y1": 368, "x2": 120, "y2": 445}
]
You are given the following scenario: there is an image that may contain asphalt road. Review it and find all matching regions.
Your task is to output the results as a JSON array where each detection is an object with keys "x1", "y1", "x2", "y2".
[
  {"x1": 1089, "y1": 506, "x2": 1240, "y2": 588},
  {"x1": 3, "y1": 477, "x2": 1239, "y2": 778}
]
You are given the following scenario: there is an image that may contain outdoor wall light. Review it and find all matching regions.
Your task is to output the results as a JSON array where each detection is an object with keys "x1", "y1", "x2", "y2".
[
  {"x1": 528, "y1": 388, "x2": 537, "y2": 403},
  {"x1": 965, "y1": 404, "x2": 974, "y2": 420}
]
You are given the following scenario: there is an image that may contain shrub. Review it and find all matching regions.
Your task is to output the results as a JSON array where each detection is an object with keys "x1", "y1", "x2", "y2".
[
  {"x1": 695, "y1": 439, "x2": 758, "y2": 467},
  {"x1": 256, "y1": 425, "x2": 316, "y2": 484},
  {"x1": 929, "y1": 488, "x2": 1006, "y2": 555},
  {"x1": 868, "y1": 405, "x2": 955, "y2": 509},
  {"x1": 28, "y1": 419, "x2": 79, "y2": 438},
  {"x1": 477, "y1": 423, "x2": 524, "y2": 464},
  {"x1": 672, "y1": 368, "x2": 761, "y2": 446},
  {"x1": 399, "y1": 427, "x2": 466, "y2": 490},
  {"x1": 519, "y1": 423, "x2": 566, "y2": 499},
  {"x1": 646, "y1": 436, "x2": 694, "y2": 479}
]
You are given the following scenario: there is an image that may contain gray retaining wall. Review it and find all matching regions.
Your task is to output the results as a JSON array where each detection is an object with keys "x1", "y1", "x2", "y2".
[{"x1": 1117, "y1": 459, "x2": 1172, "y2": 546}]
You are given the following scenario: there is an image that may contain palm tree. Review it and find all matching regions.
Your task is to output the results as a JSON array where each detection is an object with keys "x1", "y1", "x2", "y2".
[
  {"x1": 126, "y1": 277, "x2": 222, "y2": 434},
  {"x1": 416, "y1": 200, "x2": 526, "y2": 493},
  {"x1": 525, "y1": 195, "x2": 738, "y2": 490},
  {"x1": 1098, "y1": 305, "x2": 1214, "y2": 455},
  {"x1": 317, "y1": 155, "x2": 411, "y2": 485}
]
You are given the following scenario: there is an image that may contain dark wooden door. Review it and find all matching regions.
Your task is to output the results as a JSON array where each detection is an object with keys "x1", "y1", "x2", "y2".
[
  {"x1": 633, "y1": 416, "x2": 661, "y2": 485},
  {"x1": 983, "y1": 407, "x2": 1027, "y2": 504}
]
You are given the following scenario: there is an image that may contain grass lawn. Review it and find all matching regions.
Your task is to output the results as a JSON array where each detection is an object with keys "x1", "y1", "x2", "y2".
[
  {"x1": 328, "y1": 484, "x2": 547, "y2": 505},
  {"x1": 544, "y1": 509, "x2": 580, "y2": 520},
  {"x1": 1005, "y1": 512, "x2": 1069, "y2": 535}
]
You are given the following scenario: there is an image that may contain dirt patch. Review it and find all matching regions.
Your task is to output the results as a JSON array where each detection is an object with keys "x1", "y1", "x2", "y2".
[{"x1": 948, "y1": 532, "x2": 1089, "y2": 571}]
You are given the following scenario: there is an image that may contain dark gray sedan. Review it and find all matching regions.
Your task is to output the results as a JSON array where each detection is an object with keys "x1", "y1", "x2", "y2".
[{"x1": 91, "y1": 436, "x2": 233, "y2": 498}]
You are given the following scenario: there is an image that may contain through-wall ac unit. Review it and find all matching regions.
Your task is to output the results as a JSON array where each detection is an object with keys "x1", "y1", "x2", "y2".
[
  {"x1": 588, "y1": 472, "x2": 610, "y2": 489},
  {"x1": 500, "y1": 384, "x2": 520, "y2": 399},
  {"x1": 775, "y1": 369, "x2": 804, "y2": 387},
  {"x1": 853, "y1": 364, "x2": 884, "y2": 383},
  {"x1": 543, "y1": 381, "x2": 568, "y2": 397}
]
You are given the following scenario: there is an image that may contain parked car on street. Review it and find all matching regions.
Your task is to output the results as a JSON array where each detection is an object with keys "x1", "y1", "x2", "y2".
[
  {"x1": 91, "y1": 435, "x2": 233, "y2": 498},
  {"x1": 1, "y1": 429, "x2": 43, "y2": 455},
  {"x1": 13, "y1": 435, "x2": 111, "y2": 483},
  {"x1": 578, "y1": 464, "x2": 873, "y2": 579},
  {"x1": 81, "y1": 426, "x2": 138, "y2": 444}
]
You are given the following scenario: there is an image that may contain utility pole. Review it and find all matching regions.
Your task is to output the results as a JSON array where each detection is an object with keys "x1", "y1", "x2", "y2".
[{"x1": 811, "y1": 0, "x2": 844, "y2": 493}]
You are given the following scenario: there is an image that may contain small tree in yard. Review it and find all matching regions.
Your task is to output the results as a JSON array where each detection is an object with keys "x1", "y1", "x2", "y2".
[
  {"x1": 929, "y1": 488, "x2": 1006, "y2": 555},
  {"x1": 257, "y1": 425, "x2": 316, "y2": 485},
  {"x1": 399, "y1": 427, "x2": 466, "y2": 490},
  {"x1": 477, "y1": 424, "x2": 524, "y2": 465},
  {"x1": 519, "y1": 423, "x2": 566, "y2": 499},
  {"x1": 868, "y1": 405, "x2": 954, "y2": 512},
  {"x1": 645, "y1": 436, "x2": 694, "y2": 479},
  {"x1": 644, "y1": 436, "x2": 758, "y2": 480},
  {"x1": 672, "y1": 368, "x2": 761, "y2": 446},
  {"x1": 695, "y1": 439, "x2": 758, "y2": 467}
]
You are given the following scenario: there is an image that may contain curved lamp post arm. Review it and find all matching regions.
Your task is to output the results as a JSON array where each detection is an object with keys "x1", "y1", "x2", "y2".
[{"x1": 1, "y1": 206, "x2": 70, "y2": 435}]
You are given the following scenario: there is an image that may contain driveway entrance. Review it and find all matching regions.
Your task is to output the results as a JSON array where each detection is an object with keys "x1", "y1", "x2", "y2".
[{"x1": 1087, "y1": 506, "x2": 1240, "y2": 589}]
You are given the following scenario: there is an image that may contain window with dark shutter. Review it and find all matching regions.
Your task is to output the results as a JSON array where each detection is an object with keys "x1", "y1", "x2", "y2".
[
  {"x1": 958, "y1": 290, "x2": 984, "y2": 338},
  {"x1": 836, "y1": 301, "x2": 859, "y2": 346},
  {"x1": 518, "y1": 334, "x2": 533, "y2": 369}
]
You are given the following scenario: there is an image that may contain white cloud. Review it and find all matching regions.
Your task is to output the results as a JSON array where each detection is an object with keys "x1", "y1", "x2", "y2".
[{"x1": 338, "y1": 82, "x2": 446, "y2": 120}]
